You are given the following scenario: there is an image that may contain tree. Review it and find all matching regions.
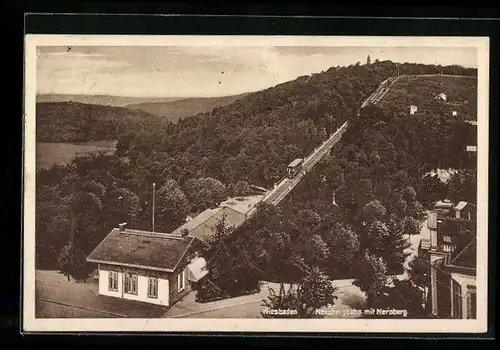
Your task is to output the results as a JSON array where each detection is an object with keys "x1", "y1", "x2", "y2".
[
  {"x1": 105, "y1": 188, "x2": 141, "y2": 225},
  {"x1": 322, "y1": 223, "x2": 360, "y2": 279},
  {"x1": 363, "y1": 199, "x2": 387, "y2": 224},
  {"x1": 227, "y1": 180, "x2": 252, "y2": 197},
  {"x1": 155, "y1": 179, "x2": 190, "y2": 232},
  {"x1": 402, "y1": 186, "x2": 417, "y2": 203},
  {"x1": 374, "y1": 181, "x2": 391, "y2": 199},
  {"x1": 262, "y1": 266, "x2": 337, "y2": 318},
  {"x1": 299, "y1": 234, "x2": 329, "y2": 268},
  {"x1": 234, "y1": 180, "x2": 252, "y2": 196},
  {"x1": 287, "y1": 209, "x2": 322, "y2": 238},
  {"x1": 184, "y1": 177, "x2": 227, "y2": 212},
  {"x1": 56, "y1": 242, "x2": 89, "y2": 282},
  {"x1": 254, "y1": 229, "x2": 306, "y2": 283},
  {"x1": 363, "y1": 279, "x2": 428, "y2": 318},
  {"x1": 353, "y1": 253, "x2": 388, "y2": 302},
  {"x1": 408, "y1": 256, "x2": 430, "y2": 291},
  {"x1": 417, "y1": 173, "x2": 448, "y2": 206},
  {"x1": 366, "y1": 220, "x2": 391, "y2": 249},
  {"x1": 447, "y1": 170, "x2": 477, "y2": 204},
  {"x1": 197, "y1": 214, "x2": 262, "y2": 302},
  {"x1": 58, "y1": 177, "x2": 107, "y2": 254}
]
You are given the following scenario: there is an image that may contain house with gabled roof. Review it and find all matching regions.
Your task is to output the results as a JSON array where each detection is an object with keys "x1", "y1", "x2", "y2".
[
  {"x1": 87, "y1": 194, "x2": 265, "y2": 307},
  {"x1": 86, "y1": 223, "x2": 209, "y2": 307},
  {"x1": 436, "y1": 92, "x2": 447, "y2": 102},
  {"x1": 429, "y1": 237, "x2": 476, "y2": 319}
]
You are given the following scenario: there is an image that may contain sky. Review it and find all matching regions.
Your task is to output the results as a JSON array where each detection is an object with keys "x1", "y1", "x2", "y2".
[{"x1": 36, "y1": 46, "x2": 477, "y2": 98}]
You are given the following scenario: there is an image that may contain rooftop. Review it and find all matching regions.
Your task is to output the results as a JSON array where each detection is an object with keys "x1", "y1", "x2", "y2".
[
  {"x1": 288, "y1": 158, "x2": 304, "y2": 168},
  {"x1": 172, "y1": 206, "x2": 246, "y2": 243},
  {"x1": 435, "y1": 200, "x2": 454, "y2": 209},
  {"x1": 175, "y1": 207, "x2": 222, "y2": 235},
  {"x1": 432, "y1": 237, "x2": 476, "y2": 274},
  {"x1": 454, "y1": 201, "x2": 468, "y2": 211},
  {"x1": 425, "y1": 169, "x2": 458, "y2": 183},
  {"x1": 86, "y1": 228, "x2": 205, "y2": 272},
  {"x1": 219, "y1": 194, "x2": 264, "y2": 215},
  {"x1": 449, "y1": 239, "x2": 476, "y2": 270}
]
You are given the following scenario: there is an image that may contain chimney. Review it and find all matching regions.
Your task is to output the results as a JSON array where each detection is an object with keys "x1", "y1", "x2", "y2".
[
  {"x1": 427, "y1": 212, "x2": 438, "y2": 249},
  {"x1": 118, "y1": 222, "x2": 127, "y2": 233}
]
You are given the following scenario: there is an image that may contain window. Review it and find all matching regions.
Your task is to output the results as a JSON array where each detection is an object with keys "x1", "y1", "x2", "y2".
[
  {"x1": 108, "y1": 271, "x2": 118, "y2": 291},
  {"x1": 451, "y1": 279, "x2": 462, "y2": 318},
  {"x1": 467, "y1": 286, "x2": 476, "y2": 319},
  {"x1": 124, "y1": 273, "x2": 138, "y2": 295},
  {"x1": 177, "y1": 269, "x2": 186, "y2": 292},
  {"x1": 148, "y1": 277, "x2": 158, "y2": 299},
  {"x1": 443, "y1": 235, "x2": 452, "y2": 243},
  {"x1": 442, "y1": 244, "x2": 453, "y2": 252},
  {"x1": 467, "y1": 212, "x2": 471, "y2": 221}
]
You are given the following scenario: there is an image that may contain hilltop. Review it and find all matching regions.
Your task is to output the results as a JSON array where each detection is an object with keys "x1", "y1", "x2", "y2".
[
  {"x1": 378, "y1": 75, "x2": 477, "y2": 121},
  {"x1": 117, "y1": 61, "x2": 476, "y2": 189},
  {"x1": 280, "y1": 73, "x2": 477, "y2": 226},
  {"x1": 127, "y1": 93, "x2": 250, "y2": 122},
  {"x1": 36, "y1": 102, "x2": 167, "y2": 142}
]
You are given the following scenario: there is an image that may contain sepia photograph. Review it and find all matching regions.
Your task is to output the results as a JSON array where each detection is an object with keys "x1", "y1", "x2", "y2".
[{"x1": 23, "y1": 35, "x2": 489, "y2": 333}]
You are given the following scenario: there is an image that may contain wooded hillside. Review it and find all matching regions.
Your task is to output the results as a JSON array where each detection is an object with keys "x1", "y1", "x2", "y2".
[
  {"x1": 36, "y1": 102, "x2": 167, "y2": 142},
  {"x1": 127, "y1": 93, "x2": 249, "y2": 122},
  {"x1": 379, "y1": 75, "x2": 477, "y2": 121},
  {"x1": 35, "y1": 60, "x2": 477, "y2": 276}
]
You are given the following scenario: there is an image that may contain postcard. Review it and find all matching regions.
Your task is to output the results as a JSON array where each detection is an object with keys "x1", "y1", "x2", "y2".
[{"x1": 23, "y1": 34, "x2": 489, "y2": 333}]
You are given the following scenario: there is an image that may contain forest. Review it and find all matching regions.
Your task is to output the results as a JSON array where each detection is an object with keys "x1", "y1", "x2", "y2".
[
  {"x1": 196, "y1": 102, "x2": 477, "y2": 317},
  {"x1": 36, "y1": 102, "x2": 168, "y2": 142},
  {"x1": 379, "y1": 75, "x2": 478, "y2": 121},
  {"x1": 35, "y1": 60, "x2": 477, "y2": 315}
]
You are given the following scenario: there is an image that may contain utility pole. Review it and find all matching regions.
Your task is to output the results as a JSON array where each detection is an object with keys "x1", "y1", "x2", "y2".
[{"x1": 152, "y1": 182, "x2": 156, "y2": 232}]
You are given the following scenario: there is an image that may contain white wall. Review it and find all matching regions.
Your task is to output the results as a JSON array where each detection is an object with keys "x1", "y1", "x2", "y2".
[
  {"x1": 451, "y1": 272, "x2": 476, "y2": 319},
  {"x1": 98, "y1": 266, "x2": 170, "y2": 306}
]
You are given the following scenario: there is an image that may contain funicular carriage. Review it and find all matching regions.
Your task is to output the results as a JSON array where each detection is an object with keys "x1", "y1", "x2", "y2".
[{"x1": 287, "y1": 158, "x2": 304, "y2": 178}]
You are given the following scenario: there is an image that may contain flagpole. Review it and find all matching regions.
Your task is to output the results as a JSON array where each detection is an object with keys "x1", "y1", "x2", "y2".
[{"x1": 152, "y1": 182, "x2": 156, "y2": 232}]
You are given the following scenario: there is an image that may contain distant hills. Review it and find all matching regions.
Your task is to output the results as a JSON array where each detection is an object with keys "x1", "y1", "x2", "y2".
[
  {"x1": 36, "y1": 94, "x2": 181, "y2": 107},
  {"x1": 36, "y1": 93, "x2": 250, "y2": 142},
  {"x1": 36, "y1": 102, "x2": 166, "y2": 142},
  {"x1": 126, "y1": 93, "x2": 250, "y2": 122},
  {"x1": 36, "y1": 62, "x2": 476, "y2": 146}
]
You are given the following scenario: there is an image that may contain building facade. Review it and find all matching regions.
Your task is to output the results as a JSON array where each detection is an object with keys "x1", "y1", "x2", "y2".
[
  {"x1": 87, "y1": 224, "x2": 209, "y2": 307},
  {"x1": 419, "y1": 200, "x2": 477, "y2": 319}
]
